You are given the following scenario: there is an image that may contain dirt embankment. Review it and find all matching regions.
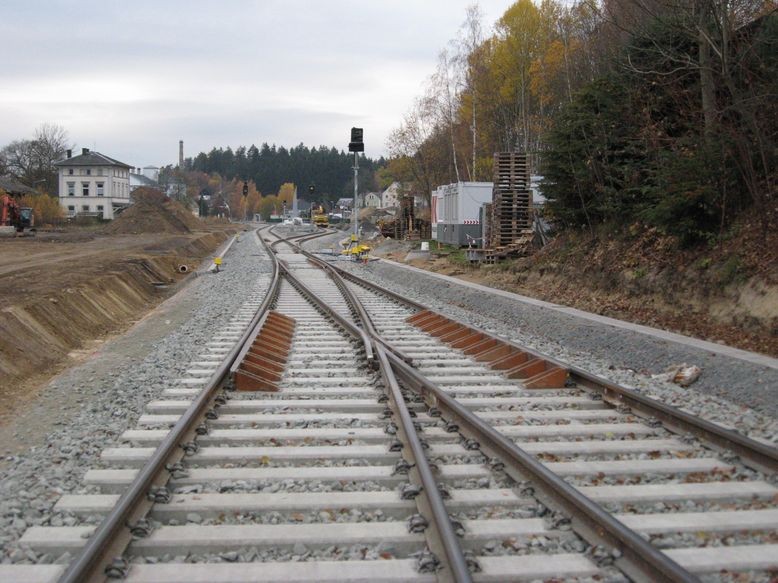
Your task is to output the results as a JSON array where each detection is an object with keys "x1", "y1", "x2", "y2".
[
  {"x1": 384, "y1": 208, "x2": 778, "y2": 357},
  {"x1": 0, "y1": 193, "x2": 239, "y2": 421}
]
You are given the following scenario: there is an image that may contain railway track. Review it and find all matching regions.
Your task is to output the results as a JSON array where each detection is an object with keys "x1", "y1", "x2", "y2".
[{"x1": 3, "y1": 225, "x2": 776, "y2": 583}]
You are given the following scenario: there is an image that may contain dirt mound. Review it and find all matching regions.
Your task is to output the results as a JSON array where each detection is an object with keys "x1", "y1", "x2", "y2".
[{"x1": 104, "y1": 187, "x2": 204, "y2": 235}]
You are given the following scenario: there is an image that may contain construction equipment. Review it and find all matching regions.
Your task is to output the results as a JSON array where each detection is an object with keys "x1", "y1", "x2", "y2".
[
  {"x1": 340, "y1": 233, "x2": 371, "y2": 261},
  {"x1": 312, "y1": 203, "x2": 329, "y2": 228},
  {"x1": 1, "y1": 192, "x2": 34, "y2": 233}
]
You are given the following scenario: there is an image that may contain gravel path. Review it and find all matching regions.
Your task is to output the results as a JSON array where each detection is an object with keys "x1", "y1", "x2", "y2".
[
  {"x1": 0, "y1": 229, "x2": 273, "y2": 563},
  {"x1": 303, "y1": 232, "x2": 778, "y2": 445}
]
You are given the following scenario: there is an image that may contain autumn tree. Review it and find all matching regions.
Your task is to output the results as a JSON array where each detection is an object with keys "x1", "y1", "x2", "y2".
[
  {"x1": 19, "y1": 192, "x2": 65, "y2": 225},
  {"x1": 277, "y1": 183, "x2": 296, "y2": 208},
  {"x1": 227, "y1": 179, "x2": 262, "y2": 220},
  {"x1": 258, "y1": 195, "x2": 280, "y2": 220}
]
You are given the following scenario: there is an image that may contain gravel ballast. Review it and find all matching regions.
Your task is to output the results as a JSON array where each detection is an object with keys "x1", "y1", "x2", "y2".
[
  {"x1": 306, "y1": 234, "x2": 778, "y2": 444},
  {"x1": 0, "y1": 230, "x2": 273, "y2": 562}
]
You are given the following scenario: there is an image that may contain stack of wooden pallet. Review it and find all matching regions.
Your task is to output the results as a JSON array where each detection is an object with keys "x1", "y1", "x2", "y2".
[
  {"x1": 490, "y1": 152, "x2": 532, "y2": 248},
  {"x1": 394, "y1": 196, "x2": 414, "y2": 240},
  {"x1": 393, "y1": 196, "x2": 430, "y2": 241}
]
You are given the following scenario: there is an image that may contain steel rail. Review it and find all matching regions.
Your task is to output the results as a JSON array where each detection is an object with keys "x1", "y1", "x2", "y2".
[
  {"x1": 278, "y1": 233, "x2": 414, "y2": 364},
  {"x1": 58, "y1": 228, "x2": 281, "y2": 583},
  {"x1": 279, "y1": 259, "x2": 375, "y2": 366},
  {"x1": 294, "y1": 247, "x2": 698, "y2": 581},
  {"x1": 375, "y1": 344, "x2": 473, "y2": 583},
  {"x1": 267, "y1": 224, "x2": 336, "y2": 251},
  {"x1": 570, "y1": 368, "x2": 778, "y2": 473},
  {"x1": 266, "y1": 226, "x2": 384, "y2": 366},
  {"x1": 324, "y1": 262, "x2": 778, "y2": 473},
  {"x1": 309, "y1": 252, "x2": 414, "y2": 365},
  {"x1": 276, "y1": 256, "x2": 473, "y2": 582},
  {"x1": 384, "y1": 351, "x2": 699, "y2": 583},
  {"x1": 274, "y1": 233, "x2": 773, "y2": 578}
]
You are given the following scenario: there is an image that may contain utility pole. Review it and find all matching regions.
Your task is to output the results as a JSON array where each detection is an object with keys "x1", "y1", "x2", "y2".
[
  {"x1": 348, "y1": 127, "x2": 364, "y2": 239},
  {"x1": 242, "y1": 180, "x2": 249, "y2": 222},
  {"x1": 352, "y1": 152, "x2": 359, "y2": 237}
]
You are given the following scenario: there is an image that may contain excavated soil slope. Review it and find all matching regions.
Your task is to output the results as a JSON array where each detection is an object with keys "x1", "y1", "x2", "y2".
[{"x1": 0, "y1": 214, "x2": 237, "y2": 422}]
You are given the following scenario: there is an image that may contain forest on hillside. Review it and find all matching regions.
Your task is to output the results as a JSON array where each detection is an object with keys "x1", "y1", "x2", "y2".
[
  {"x1": 183, "y1": 143, "x2": 386, "y2": 202},
  {"x1": 386, "y1": 0, "x2": 776, "y2": 245}
]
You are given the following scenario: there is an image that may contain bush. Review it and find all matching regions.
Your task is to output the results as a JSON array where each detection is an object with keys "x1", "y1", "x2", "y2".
[{"x1": 19, "y1": 193, "x2": 64, "y2": 226}]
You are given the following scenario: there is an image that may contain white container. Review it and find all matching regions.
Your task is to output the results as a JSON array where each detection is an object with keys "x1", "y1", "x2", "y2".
[
  {"x1": 431, "y1": 181, "x2": 493, "y2": 246},
  {"x1": 420, "y1": 241, "x2": 429, "y2": 251}
]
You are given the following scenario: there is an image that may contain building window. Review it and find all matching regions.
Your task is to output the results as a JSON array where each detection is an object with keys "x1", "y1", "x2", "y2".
[
  {"x1": 82, "y1": 182, "x2": 89, "y2": 196},
  {"x1": 97, "y1": 182, "x2": 104, "y2": 196},
  {"x1": 67, "y1": 182, "x2": 75, "y2": 196},
  {"x1": 67, "y1": 205, "x2": 75, "y2": 213},
  {"x1": 82, "y1": 205, "x2": 90, "y2": 212},
  {"x1": 97, "y1": 205, "x2": 104, "y2": 211},
  {"x1": 68, "y1": 169, "x2": 74, "y2": 175},
  {"x1": 86, "y1": 169, "x2": 91, "y2": 175}
]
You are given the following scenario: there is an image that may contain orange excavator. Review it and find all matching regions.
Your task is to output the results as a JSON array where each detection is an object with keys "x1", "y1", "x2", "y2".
[{"x1": 1, "y1": 192, "x2": 34, "y2": 233}]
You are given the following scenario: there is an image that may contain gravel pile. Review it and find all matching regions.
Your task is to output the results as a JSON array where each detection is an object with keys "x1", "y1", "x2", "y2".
[
  {"x1": 328, "y1": 254, "x2": 778, "y2": 444},
  {"x1": 0, "y1": 233, "x2": 273, "y2": 563}
]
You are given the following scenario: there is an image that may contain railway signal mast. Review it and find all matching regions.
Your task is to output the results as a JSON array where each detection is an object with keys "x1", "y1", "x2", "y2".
[
  {"x1": 349, "y1": 127, "x2": 364, "y2": 238},
  {"x1": 242, "y1": 180, "x2": 249, "y2": 222}
]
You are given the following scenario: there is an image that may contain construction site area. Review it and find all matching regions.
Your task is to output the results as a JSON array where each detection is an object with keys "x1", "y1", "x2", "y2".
[{"x1": 0, "y1": 191, "x2": 238, "y2": 423}]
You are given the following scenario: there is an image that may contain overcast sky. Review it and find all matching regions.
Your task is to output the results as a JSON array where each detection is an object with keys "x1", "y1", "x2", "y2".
[{"x1": 0, "y1": 0, "x2": 514, "y2": 168}]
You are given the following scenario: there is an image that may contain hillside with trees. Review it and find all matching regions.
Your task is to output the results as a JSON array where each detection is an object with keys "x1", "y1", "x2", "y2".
[
  {"x1": 184, "y1": 143, "x2": 386, "y2": 203},
  {"x1": 385, "y1": 0, "x2": 776, "y2": 355},
  {"x1": 387, "y1": 0, "x2": 775, "y2": 241}
]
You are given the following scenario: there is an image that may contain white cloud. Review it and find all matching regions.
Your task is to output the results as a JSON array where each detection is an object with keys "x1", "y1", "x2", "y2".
[{"x1": 0, "y1": 0, "x2": 513, "y2": 167}]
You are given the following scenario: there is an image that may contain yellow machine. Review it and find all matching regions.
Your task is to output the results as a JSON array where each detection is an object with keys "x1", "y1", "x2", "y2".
[
  {"x1": 340, "y1": 234, "x2": 370, "y2": 261},
  {"x1": 311, "y1": 204, "x2": 328, "y2": 228}
]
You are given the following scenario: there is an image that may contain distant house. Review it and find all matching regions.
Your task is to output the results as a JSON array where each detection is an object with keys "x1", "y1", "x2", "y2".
[
  {"x1": 54, "y1": 148, "x2": 132, "y2": 219},
  {"x1": 130, "y1": 166, "x2": 169, "y2": 192},
  {"x1": 129, "y1": 169, "x2": 157, "y2": 192},
  {"x1": 381, "y1": 182, "x2": 402, "y2": 208},
  {"x1": 335, "y1": 197, "x2": 353, "y2": 210},
  {"x1": 360, "y1": 192, "x2": 381, "y2": 208}
]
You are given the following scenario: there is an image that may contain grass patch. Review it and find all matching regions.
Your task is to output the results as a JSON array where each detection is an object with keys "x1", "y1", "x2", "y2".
[{"x1": 447, "y1": 248, "x2": 470, "y2": 266}]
